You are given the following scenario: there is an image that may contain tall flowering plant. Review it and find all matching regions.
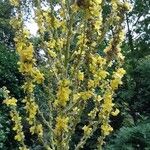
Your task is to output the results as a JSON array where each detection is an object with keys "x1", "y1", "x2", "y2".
[{"x1": 4, "y1": 0, "x2": 131, "y2": 149}]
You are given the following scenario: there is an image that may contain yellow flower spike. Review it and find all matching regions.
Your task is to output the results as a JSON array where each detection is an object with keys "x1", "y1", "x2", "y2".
[
  {"x1": 56, "y1": 86, "x2": 71, "y2": 107},
  {"x1": 9, "y1": 18, "x2": 22, "y2": 29},
  {"x1": 25, "y1": 98, "x2": 38, "y2": 126},
  {"x1": 118, "y1": 30, "x2": 125, "y2": 42},
  {"x1": 55, "y1": 79, "x2": 71, "y2": 107},
  {"x1": 20, "y1": 44, "x2": 34, "y2": 62},
  {"x1": 110, "y1": 68, "x2": 126, "y2": 90},
  {"x1": 54, "y1": 116, "x2": 69, "y2": 136},
  {"x1": 13, "y1": 123, "x2": 22, "y2": 131},
  {"x1": 8, "y1": 109, "x2": 25, "y2": 145}
]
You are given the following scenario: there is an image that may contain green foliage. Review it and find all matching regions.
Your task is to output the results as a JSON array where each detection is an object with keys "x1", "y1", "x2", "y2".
[
  {"x1": 131, "y1": 56, "x2": 150, "y2": 115},
  {"x1": 105, "y1": 121, "x2": 150, "y2": 150},
  {"x1": 0, "y1": 44, "x2": 24, "y2": 149},
  {"x1": 0, "y1": 0, "x2": 149, "y2": 149},
  {"x1": 0, "y1": 44, "x2": 23, "y2": 98},
  {"x1": 0, "y1": 110, "x2": 10, "y2": 149},
  {"x1": 0, "y1": 0, "x2": 15, "y2": 45}
]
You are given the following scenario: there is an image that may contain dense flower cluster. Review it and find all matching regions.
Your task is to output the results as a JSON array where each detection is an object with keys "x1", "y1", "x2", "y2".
[
  {"x1": 14, "y1": 25, "x2": 44, "y2": 138},
  {"x1": 5, "y1": 0, "x2": 45, "y2": 147},
  {"x1": 54, "y1": 116, "x2": 69, "y2": 136},
  {"x1": 6, "y1": 0, "x2": 132, "y2": 149},
  {"x1": 54, "y1": 79, "x2": 71, "y2": 107}
]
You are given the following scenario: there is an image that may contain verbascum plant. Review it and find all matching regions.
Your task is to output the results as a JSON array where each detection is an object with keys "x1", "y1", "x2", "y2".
[
  {"x1": 2, "y1": 87, "x2": 28, "y2": 150},
  {"x1": 4, "y1": 0, "x2": 132, "y2": 149}
]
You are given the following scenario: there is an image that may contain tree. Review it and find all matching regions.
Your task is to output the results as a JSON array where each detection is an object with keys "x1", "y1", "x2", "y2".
[{"x1": 0, "y1": 0, "x2": 15, "y2": 45}]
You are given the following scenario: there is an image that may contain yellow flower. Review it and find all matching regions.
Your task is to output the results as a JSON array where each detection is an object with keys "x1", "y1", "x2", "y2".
[
  {"x1": 19, "y1": 146, "x2": 29, "y2": 150},
  {"x1": 46, "y1": 39, "x2": 56, "y2": 49},
  {"x1": 118, "y1": 52, "x2": 125, "y2": 60},
  {"x1": 22, "y1": 82, "x2": 35, "y2": 93},
  {"x1": 111, "y1": 108, "x2": 120, "y2": 116},
  {"x1": 32, "y1": 68, "x2": 44, "y2": 84},
  {"x1": 14, "y1": 132, "x2": 24, "y2": 142},
  {"x1": 13, "y1": 123, "x2": 22, "y2": 131},
  {"x1": 71, "y1": 3, "x2": 79, "y2": 13},
  {"x1": 56, "y1": 86, "x2": 71, "y2": 107},
  {"x1": 110, "y1": 68, "x2": 126, "y2": 90},
  {"x1": 101, "y1": 124, "x2": 113, "y2": 136},
  {"x1": 36, "y1": 124, "x2": 43, "y2": 137},
  {"x1": 110, "y1": 78, "x2": 122, "y2": 90},
  {"x1": 30, "y1": 126, "x2": 35, "y2": 135},
  {"x1": 73, "y1": 93, "x2": 81, "y2": 102},
  {"x1": 118, "y1": 30, "x2": 125, "y2": 42},
  {"x1": 48, "y1": 49, "x2": 57, "y2": 58},
  {"x1": 61, "y1": 79, "x2": 70, "y2": 86},
  {"x1": 82, "y1": 125, "x2": 92, "y2": 136},
  {"x1": 94, "y1": 20, "x2": 102, "y2": 31},
  {"x1": 88, "y1": 108, "x2": 98, "y2": 119},
  {"x1": 123, "y1": 2, "x2": 132, "y2": 11},
  {"x1": 18, "y1": 61, "x2": 34, "y2": 74},
  {"x1": 10, "y1": 0, "x2": 19, "y2": 6},
  {"x1": 55, "y1": 79, "x2": 71, "y2": 107},
  {"x1": 24, "y1": 97, "x2": 38, "y2": 125},
  {"x1": 77, "y1": 70, "x2": 84, "y2": 81},
  {"x1": 20, "y1": 44, "x2": 34, "y2": 62},
  {"x1": 102, "y1": 91, "x2": 114, "y2": 113},
  {"x1": 94, "y1": 0, "x2": 102, "y2": 4},
  {"x1": 77, "y1": 33, "x2": 85, "y2": 45},
  {"x1": 3, "y1": 97, "x2": 17, "y2": 106},
  {"x1": 117, "y1": 68, "x2": 126, "y2": 77},
  {"x1": 98, "y1": 70, "x2": 109, "y2": 79},
  {"x1": 111, "y1": 0, "x2": 118, "y2": 11},
  {"x1": 88, "y1": 80, "x2": 95, "y2": 88}
]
